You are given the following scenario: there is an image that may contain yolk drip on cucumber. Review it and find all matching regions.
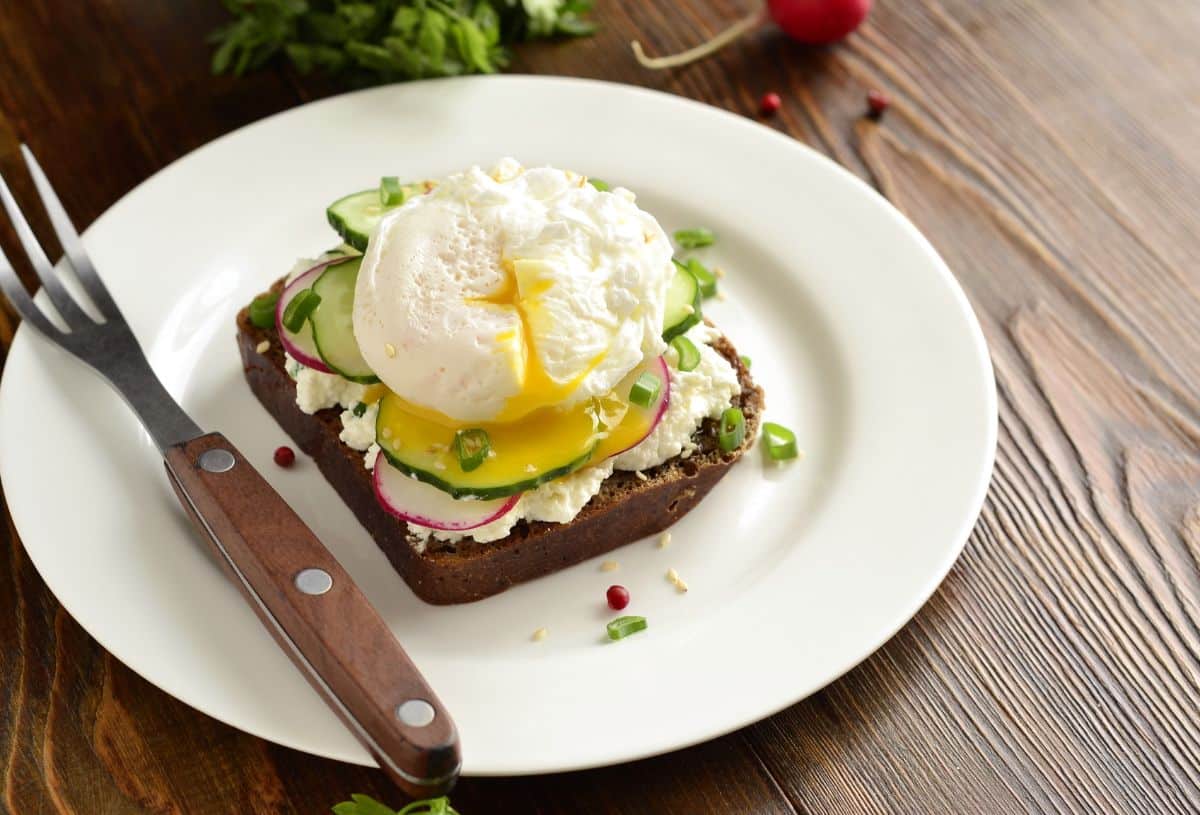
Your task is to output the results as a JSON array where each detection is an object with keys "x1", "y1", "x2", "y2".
[{"x1": 375, "y1": 357, "x2": 665, "y2": 500}]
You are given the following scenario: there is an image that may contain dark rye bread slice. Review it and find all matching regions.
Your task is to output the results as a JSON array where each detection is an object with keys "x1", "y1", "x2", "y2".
[{"x1": 236, "y1": 281, "x2": 763, "y2": 604}]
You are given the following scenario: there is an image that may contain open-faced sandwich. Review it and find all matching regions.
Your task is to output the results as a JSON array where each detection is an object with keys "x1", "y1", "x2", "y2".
[{"x1": 237, "y1": 159, "x2": 762, "y2": 604}]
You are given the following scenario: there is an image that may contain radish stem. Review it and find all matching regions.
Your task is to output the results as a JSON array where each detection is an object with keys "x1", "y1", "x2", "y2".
[{"x1": 632, "y1": 6, "x2": 770, "y2": 70}]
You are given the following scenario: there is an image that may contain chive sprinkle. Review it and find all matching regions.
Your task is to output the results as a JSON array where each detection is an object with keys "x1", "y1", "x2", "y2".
[
  {"x1": 379, "y1": 175, "x2": 407, "y2": 207},
  {"x1": 454, "y1": 428, "x2": 491, "y2": 472},
  {"x1": 762, "y1": 422, "x2": 799, "y2": 461},
  {"x1": 629, "y1": 371, "x2": 662, "y2": 408},
  {"x1": 670, "y1": 335, "x2": 701, "y2": 372},
  {"x1": 281, "y1": 288, "x2": 321, "y2": 333},
  {"x1": 588, "y1": 178, "x2": 611, "y2": 192},
  {"x1": 739, "y1": 355, "x2": 752, "y2": 369},
  {"x1": 674, "y1": 227, "x2": 715, "y2": 249},
  {"x1": 249, "y1": 291, "x2": 279, "y2": 329},
  {"x1": 718, "y1": 407, "x2": 746, "y2": 452},
  {"x1": 606, "y1": 615, "x2": 648, "y2": 641},
  {"x1": 352, "y1": 401, "x2": 368, "y2": 418},
  {"x1": 685, "y1": 258, "x2": 718, "y2": 298}
]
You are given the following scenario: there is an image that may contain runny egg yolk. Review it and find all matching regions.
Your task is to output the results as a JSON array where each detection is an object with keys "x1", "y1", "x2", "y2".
[{"x1": 470, "y1": 258, "x2": 605, "y2": 424}]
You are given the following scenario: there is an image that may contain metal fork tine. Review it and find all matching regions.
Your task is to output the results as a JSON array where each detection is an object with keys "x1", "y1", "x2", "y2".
[
  {"x1": 0, "y1": 244, "x2": 63, "y2": 338},
  {"x1": 0, "y1": 169, "x2": 94, "y2": 329},
  {"x1": 20, "y1": 145, "x2": 122, "y2": 322}
]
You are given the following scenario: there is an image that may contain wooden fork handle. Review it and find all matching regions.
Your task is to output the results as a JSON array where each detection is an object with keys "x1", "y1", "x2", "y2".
[{"x1": 163, "y1": 432, "x2": 460, "y2": 797}]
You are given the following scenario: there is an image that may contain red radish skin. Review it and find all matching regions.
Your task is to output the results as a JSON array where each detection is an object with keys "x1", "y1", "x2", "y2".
[
  {"x1": 275, "y1": 257, "x2": 350, "y2": 373},
  {"x1": 373, "y1": 457, "x2": 520, "y2": 531},
  {"x1": 768, "y1": 0, "x2": 872, "y2": 44},
  {"x1": 632, "y1": 0, "x2": 872, "y2": 70}
]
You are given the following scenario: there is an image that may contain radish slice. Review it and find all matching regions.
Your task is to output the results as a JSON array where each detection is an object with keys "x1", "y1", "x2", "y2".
[
  {"x1": 374, "y1": 457, "x2": 521, "y2": 531},
  {"x1": 595, "y1": 355, "x2": 671, "y2": 460},
  {"x1": 275, "y1": 257, "x2": 347, "y2": 373}
]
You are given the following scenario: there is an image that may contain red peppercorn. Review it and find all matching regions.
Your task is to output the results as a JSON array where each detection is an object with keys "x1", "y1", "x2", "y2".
[
  {"x1": 273, "y1": 445, "x2": 296, "y2": 468},
  {"x1": 759, "y1": 91, "x2": 782, "y2": 117},
  {"x1": 866, "y1": 89, "x2": 890, "y2": 119},
  {"x1": 606, "y1": 585, "x2": 630, "y2": 611}
]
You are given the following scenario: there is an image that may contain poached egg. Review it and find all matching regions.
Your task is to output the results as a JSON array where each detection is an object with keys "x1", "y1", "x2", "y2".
[{"x1": 353, "y1": 159, "x2": 672, "y2": 423}]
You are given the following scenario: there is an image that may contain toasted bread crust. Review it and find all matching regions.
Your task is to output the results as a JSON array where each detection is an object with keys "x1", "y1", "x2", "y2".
[{"x1": 237, "y1": 283, "x2": 762, "y2": 604}]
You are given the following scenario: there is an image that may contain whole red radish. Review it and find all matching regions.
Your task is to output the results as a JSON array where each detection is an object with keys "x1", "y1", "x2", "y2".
[
  {"x1": 633, "y1": 0, "x2": 873, "y2": 69},
  {"x1": 769, "y1": 0, "x2": 873, "y2": 44}
]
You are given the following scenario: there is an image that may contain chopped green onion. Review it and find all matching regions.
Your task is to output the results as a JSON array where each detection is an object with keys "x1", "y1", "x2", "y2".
[
  {"x1": 629, "y1": 371, "x2": 662, "y2": 408},
  {"x1": 454, "y1": 428, "x2": 491, "y2": 472},
  {"x1": 248, "y1": 291, "x2": 279, "y2": 329},
  {"x1": 674, "y1": 227, "x2": 715, "y2": 249},
  {"x1": 588, "y1": 178, "x2": 611, "y2": 192},
  {"x1": 686, "y1": 258, "x2": 718, "y2": 298},
  {"x1": 281, "y1": 289, "x2": 321, "y2": 333},
  {"x1": 352, "y1": 401, "x2": 368, "y2": 418},
  {"x1": 606, "y1": 615, "x2": 648, "y2": 641},
  {"x1": 718, "y1": 407, "x2": 746, "y2": 452},
  {"x1": 739, "y1": 355, "x2": 752, "y2": 369},
  {"x1": 670, "y1": 335, "x2": 701, "y2": 372},
  {"x1": 379, "y1": 175, "x2": 407, "y2": 207},
  {"x1": 762, "y1": 422, "x2": 799, "y2": 461}
]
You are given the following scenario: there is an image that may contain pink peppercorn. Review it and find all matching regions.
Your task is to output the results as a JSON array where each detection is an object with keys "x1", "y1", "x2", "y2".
[
  {"x1": 866, "y1": 89, "x2": 891, "y2": 119},
  {"x1": 607, "y1": 585, "x2": 630, "y2": 611}
]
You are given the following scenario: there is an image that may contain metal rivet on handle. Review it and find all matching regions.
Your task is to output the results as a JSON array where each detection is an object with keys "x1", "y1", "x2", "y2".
[
  {"x1": 198, "y1": 448, "x2": 236, "y2": 473},
  {"x1": 294, "y1": 568, "x2": 333, "y2": 595},
  {"x1": 396, "y1": 699, "x2": 436, "y2": 728}
]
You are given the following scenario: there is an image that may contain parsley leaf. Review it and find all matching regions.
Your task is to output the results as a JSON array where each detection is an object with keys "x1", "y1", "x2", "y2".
[
  {"x1": 211, "y1": 0, "x2": 594, "y2": 84},
  {"x1": 330, "y1": 793, "x2": 462, "y2": 815}
]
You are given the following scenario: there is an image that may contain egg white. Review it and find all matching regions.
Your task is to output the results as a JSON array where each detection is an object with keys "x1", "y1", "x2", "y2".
[{"x1": 353, "y1": 160, "x2": 672, "y2": 423}]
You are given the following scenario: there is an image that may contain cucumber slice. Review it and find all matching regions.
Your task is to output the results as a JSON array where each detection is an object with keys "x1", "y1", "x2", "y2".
[
  {"x1": 326, "y1": 182, "x2": 425, "y2": 251},
  {"x1": 662, "y1": 260, "x2": 703, "y2": 341},
  {"x1": 376, "y1": 393, "x2": 598, "y2": 500},
  {"x1": 309, "y1": 256, "x2": 379, "y2": 383}
]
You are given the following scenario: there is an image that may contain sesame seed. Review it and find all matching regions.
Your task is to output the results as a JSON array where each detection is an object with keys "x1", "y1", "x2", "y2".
[
  {"x1": 634, "y1": 470, "x2": 648, "y2": 482},
  {"x1": 658, "y1": 532, "x2": 671, "y2": 549},
  {"x1": 255, "y1": 340, "x2": 270, "y2": 354},
  {"x1": 675, "y1": 579, "x2": 689, "y2": 593},
  {"x1": 601, "y1": 560, "x2": 619, "y2": 572},
  {"x1": 384, "y1": 343, "x2": 397, "y2": 358},
  {"x1": 532, "y1": 627, "x2": 548, "y2": 642},
  {"x1": 381, "y1": 427, "x2": 392, "y2": 439},
  {"x1": 714, "y1": 267, "x2": 726, "y2": 278},
  {"x1": 682, "y1": 304, "x2": 695, "y2": 315},
  {"x1": 666, "y1": 567, "x2": 680, "y2": 583},
  {"x1": 525, "y1": 463, "x2": 537, "y2": 473},
  {"x1": 433, "y1": 461, "x2": 446, "y2": 471}
]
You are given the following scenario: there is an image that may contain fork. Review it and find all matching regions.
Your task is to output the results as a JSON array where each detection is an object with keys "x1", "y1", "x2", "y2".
[{"x1": 0, "y1": 145, "x2": 460, "y2": 798}]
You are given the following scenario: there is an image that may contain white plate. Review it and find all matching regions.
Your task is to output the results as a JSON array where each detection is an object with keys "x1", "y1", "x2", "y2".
[{"x1": 0, "y1": 77, "x2": 995, "y2": 775}]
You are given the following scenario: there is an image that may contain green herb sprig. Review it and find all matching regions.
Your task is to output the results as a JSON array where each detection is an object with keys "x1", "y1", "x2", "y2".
[
  {"x1": 211, "y1": 0, "x2": 595, "y2": 84},
  {"x1": 332, "y1": 793, "x2": 462, "y2": 815}
]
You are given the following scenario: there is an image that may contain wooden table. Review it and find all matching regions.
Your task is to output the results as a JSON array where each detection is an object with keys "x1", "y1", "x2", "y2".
[{"x1": 3, "y1": 1, "x2": 1199, "y2": 812}]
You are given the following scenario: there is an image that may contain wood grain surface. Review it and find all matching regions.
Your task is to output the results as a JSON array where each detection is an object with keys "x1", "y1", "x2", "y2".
[{"x1": 2, "y1": 0, "x2": 1199, "y2": 812}]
